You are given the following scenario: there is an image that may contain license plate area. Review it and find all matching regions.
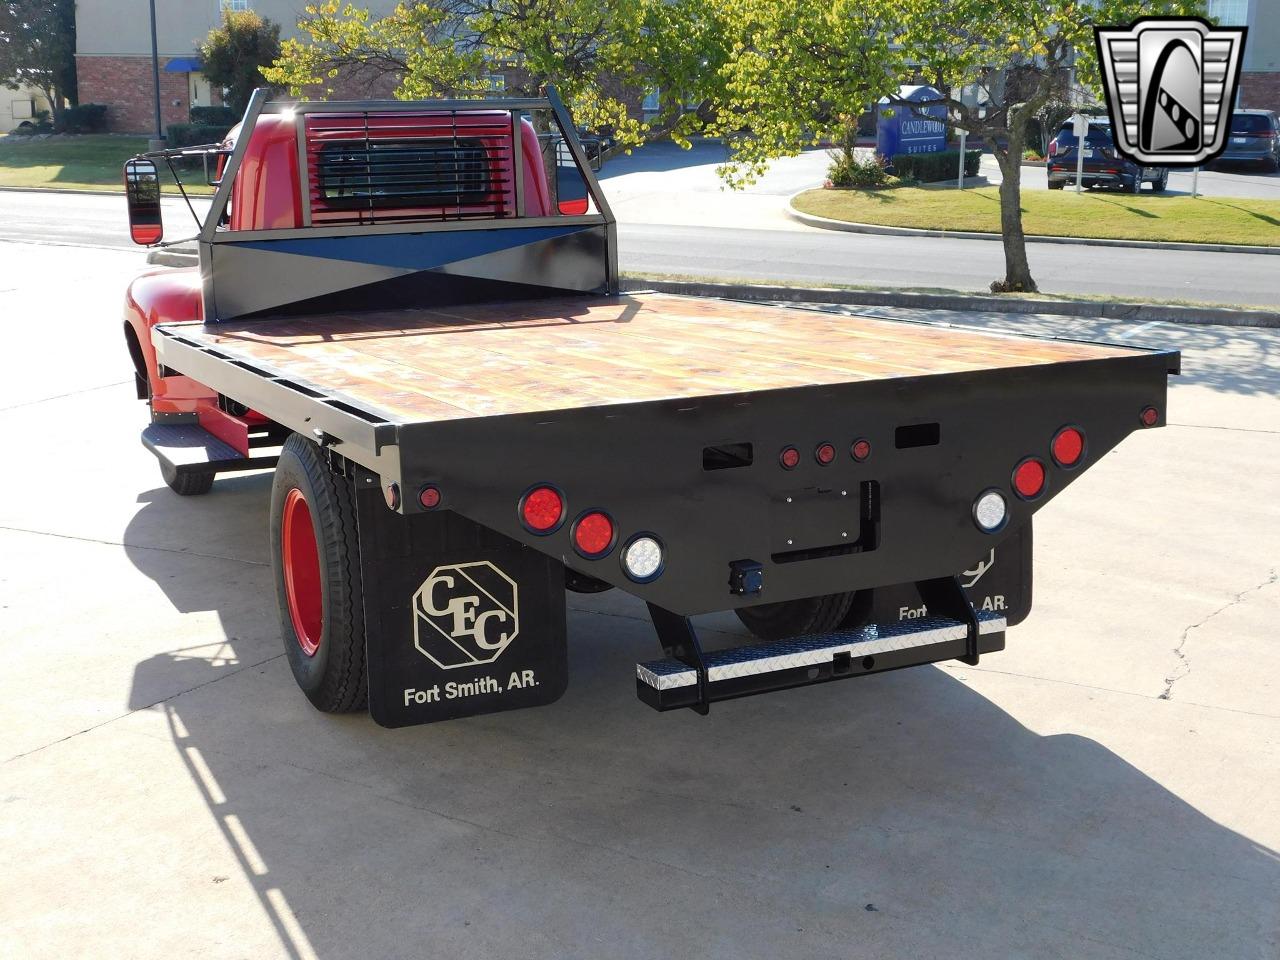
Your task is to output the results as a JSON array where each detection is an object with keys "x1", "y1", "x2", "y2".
[{"x1": 769, "y1": 481, "x2": 880, "y2": 563}]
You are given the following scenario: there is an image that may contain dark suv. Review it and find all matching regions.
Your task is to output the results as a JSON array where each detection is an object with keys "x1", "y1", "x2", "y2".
[
  {"x1": 1217, "y1": 110, "x2": 1280, "y2": 171},
  {"x1": 1046, "y1": 119, "x2": 1168, "y2": 193}
]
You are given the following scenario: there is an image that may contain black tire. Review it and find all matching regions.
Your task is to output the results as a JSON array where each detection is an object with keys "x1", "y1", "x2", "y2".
[
  {"x1": 161, "y1": 462, "x2": 215, "y2": 496},
  {"x1": 735, "y1": 592, "x2": 856, "y2": 642},
  {"x1": 1128, "y1": 174, "x2": 1142, "y2": 194},
  {"x1": 1152, "y1": 171, "x2": 1169, "y2": 193},
  {"x1": 1048, "y1": 180, "x2": 1065, "y2": 190},
  {"x1": 1265, "y1": 156, "x2": 1280, "y2": 174},
  {"x1": 270, "y1": 433, "x2": 367, "y2": 713}
]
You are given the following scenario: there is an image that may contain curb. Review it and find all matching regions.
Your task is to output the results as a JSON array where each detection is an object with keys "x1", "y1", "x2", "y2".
[
  {"x1": 0, "y1": 184, "x2": 121, "y2": 197},
  {"x1": 618, "y1": 278, "x2": 1280, "y2": 328},
  {"x1": 786, "y1": 195, "x2": 1280, "y2": 256},
  {"x1": 146, "y1": 247, "x2": 199, "y2": 267}
]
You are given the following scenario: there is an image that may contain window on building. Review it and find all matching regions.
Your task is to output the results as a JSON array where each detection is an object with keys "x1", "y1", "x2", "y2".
[
  {"x1": 1206, "y1": 0, "x2": 1248, "y2": 25},
  {"x1": 486, "y1": 74, "x2": 506, "y2": 92},
  {"x1": 642, "y1": 88, "x2": 660, "y2": 113},
  {"x1": 219, "y1": 0, "x2": 250, "y2": 12}
]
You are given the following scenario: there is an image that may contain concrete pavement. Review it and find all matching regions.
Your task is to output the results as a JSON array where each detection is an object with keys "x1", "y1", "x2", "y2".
[{"x1": 1, "y1": 241, "x2": 1278, "y2": 959}]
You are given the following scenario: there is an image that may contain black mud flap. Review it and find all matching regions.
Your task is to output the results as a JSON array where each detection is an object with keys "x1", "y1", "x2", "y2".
[
  {"x1": 355, "y1": 484, "x2": 568, "y2": 728},
  {"x1": 870, "y1": 520, "x2": 1033, "y2": 631}
]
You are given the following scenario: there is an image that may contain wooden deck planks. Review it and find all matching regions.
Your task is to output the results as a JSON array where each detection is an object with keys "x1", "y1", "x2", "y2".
[{"x1": 186, "y1": 293, "x2": 1139, "y2": 422}]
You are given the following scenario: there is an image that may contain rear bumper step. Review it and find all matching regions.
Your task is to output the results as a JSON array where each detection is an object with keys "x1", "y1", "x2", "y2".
[
  {"x1": 637, "y1": 611, "x2": 1005, "y2": 711},
  {"x1": 141, "y1": 423, "x2": 278, "y2": 476}
]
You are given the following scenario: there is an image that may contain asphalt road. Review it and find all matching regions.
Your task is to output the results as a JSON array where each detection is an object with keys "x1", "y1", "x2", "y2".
[
  {"x1": 3, "y1": 168, "x2": 1278, "y2": 306},
  {"x1": 2, "y1": 241, "x2": 1277, "y2": 959}
]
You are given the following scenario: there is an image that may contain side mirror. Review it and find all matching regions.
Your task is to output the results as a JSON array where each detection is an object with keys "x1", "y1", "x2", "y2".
[{"x1": 124, "y1": 158, "x2": 163, "y2": 245}]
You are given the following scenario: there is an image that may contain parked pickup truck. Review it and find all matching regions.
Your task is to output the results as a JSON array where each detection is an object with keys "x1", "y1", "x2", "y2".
[{"x1": 120, "y1": 89, "x2": 1178, "y2": 727}]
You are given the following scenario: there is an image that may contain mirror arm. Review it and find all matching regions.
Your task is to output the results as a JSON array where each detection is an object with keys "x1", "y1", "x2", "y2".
[{"x1": 160, "y1": 153, "x2": 205, "y2": 233}]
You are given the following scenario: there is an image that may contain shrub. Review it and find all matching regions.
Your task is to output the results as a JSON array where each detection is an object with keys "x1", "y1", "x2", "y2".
[
  {"x1": 890, "y1": 149, "x2": 982, "y2": 182},
  {"x1": 57, "y1": 103, "x2": 108, "y2": 134},
  {"x1": 190, "y1": 105, "x2": 238, "y2": 126},
  {"x1": 165, "y1": 122, "x2": 234, "y2": 147},
  {"x1": 827, "y1": 149, "x2": 891, "y2": 188}
]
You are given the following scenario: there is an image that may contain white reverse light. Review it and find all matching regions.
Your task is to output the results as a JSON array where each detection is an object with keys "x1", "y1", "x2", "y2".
[
  {"x1": 973, "y1": 490, "x2": 1008, "y2": 533},
  {"x1": 622, "y1": 535, "x2": 664, "y2": 581}
]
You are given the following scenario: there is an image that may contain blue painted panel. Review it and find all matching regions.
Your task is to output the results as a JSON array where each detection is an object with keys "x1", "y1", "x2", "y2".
[{"x1": 233, "y1": 224, "x2": 589, "y2": 272}]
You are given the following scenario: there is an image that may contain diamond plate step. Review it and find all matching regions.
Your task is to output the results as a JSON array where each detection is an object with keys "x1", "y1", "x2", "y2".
[{"x1": 636, "y1": 610, "x2": 1006, "y2": 711}]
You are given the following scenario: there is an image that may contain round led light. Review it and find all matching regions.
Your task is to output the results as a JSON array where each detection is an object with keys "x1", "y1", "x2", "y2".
[
  {"x1": 851, "y1": 438, "x2": 872, "y2": 462},
  {"x1": 419, "y1": 485, "x2": 441, "y2": 509},
  {"x1": 779, "y1": 446, "x2": 800, "y2": 470},
  {"x1": 1013, "y1": 458, "x2": 1047, "y2": 500},
  {"x1": 1140, "y1": 405, "x2": 1159, "y2": 427},
  {"x1": 815, "y1": 442, "x2": 836, "y2": 465},
  {"x1": 973, "y1": 489, "x2": 1008, "y2": 533},
  {"x1": 622, "y1": 534, "x2": 664, "y2": 582},
  {"x1": 1051, "y1": 427, "x2": 1085, "y2": 468},
  {"x1": 573, "y1": 511, "x2": 615, "y2": 558},
  {"x1": 520, "y1": 485, "x2": 564, "y2": 533}
]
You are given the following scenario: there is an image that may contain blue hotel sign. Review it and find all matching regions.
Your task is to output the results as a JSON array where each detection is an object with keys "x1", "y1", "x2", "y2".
[{"x1": 877, "y1": 85, "x2": 948, "y2": 157}]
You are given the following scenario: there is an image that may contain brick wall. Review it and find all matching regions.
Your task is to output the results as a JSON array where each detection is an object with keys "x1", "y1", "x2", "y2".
[
  {"x1": 1240, "y1": 72, "x2": 1280, "y2": 114},
  {"x1": 76, "y1": 56, "x2": 190, "y2": 134}
]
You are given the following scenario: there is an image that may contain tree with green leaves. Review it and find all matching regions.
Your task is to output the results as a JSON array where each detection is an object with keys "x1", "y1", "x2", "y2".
[
  {"x1": 892, "y1": 0, "x2": 1201, "y2": 292},
  {"x1": 262, "y1": 0, "x2": 721, "y2": 150},
  {"x1": 0, "y1": 0, "x2": 77, "y2": 125},
  {"x1": 709, "y1": 0, "x2": 1201, "y2": 293},
  {"x1": 701, "y1": 0, "x2": 899, "y2": 188},
  {"x1": 201, "y1": 10, "x2": 284, "y2": 114}
]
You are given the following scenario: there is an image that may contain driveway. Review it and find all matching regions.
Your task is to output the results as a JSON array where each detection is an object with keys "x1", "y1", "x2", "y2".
[{"x1": 1, "y1": 240, "x2": 1278, "y2": 959}]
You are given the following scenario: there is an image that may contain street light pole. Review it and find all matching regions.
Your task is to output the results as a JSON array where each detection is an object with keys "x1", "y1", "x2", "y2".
[{"x1": 148, "y1": 0, "x2": 165, "y2": 150}]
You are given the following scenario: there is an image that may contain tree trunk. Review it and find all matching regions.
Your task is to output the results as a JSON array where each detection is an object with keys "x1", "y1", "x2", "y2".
[{"x1": 992, "y1": 137, "x2": 1037, "y2": 293}]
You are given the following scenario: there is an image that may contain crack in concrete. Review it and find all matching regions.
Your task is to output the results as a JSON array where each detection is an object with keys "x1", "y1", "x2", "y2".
[
  {"x1": 1160, "y1": 568, "x2": 1278, "y2": 701},
  {"x1": 3, "y1": 651, "x2": 286, "y2": 765},
  {"x1": 0, "y1": 524, "x2": 268, "y2": 567},
  {"x1": 0, "y1": 378, "x2": 130, "y2": 413}
]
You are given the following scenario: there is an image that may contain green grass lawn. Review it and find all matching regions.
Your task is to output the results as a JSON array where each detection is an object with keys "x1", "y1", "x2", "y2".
[
  {"x1": 0, "y1": 134, "x2": 214, "y2": 194},
  {"x1": 793, "y1": 184, "x2": 1280, "y2": 247}
]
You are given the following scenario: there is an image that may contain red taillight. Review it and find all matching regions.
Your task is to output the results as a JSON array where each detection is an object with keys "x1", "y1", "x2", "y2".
[
  {"x1": 851, "y1": 438, "x2": 872, "y2": 462},
  {"x1": 1048, "y1": 138, "x2": 1058, "y2": 157},
  {"x1": 779, "y1": 446, "x2": 800, "y2": 469},
  {"x1": 1140, "y1": 406, "x2": 1159, "y2": 427},
  {"x1": 815, "y1": 442, "x2": 836, "y2": 464},
  {"x1": 419, "y1": 485, "x2": 441, "y2": 509},
  {"x1": 572, "y1": 511, "x2": 615, "y2": 558},
  {"x1": 1051, "y1": 427, "x2": 1085, "y2": 468},
  {"x1": 520, "y1": 485, "x2": 564, "y2": 533},
  {"x1": 1012, "y1": 458, "x2": 1046, "y2": 500}
]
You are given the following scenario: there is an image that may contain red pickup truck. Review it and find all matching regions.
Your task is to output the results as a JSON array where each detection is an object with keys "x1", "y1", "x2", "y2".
[{"x1": 120, "y1": 88, "x2": 1178, "y2": 727}]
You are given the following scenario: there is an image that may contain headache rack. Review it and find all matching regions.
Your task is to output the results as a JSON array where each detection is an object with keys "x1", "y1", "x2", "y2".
[{"x1": 172, "y1": 87, "x2": 618, "y2": 323}]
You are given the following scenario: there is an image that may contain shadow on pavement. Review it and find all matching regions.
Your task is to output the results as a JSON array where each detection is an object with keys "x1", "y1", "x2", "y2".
[{"x1": 123, "y1": 479, "x2": 1278, "y2": 960}]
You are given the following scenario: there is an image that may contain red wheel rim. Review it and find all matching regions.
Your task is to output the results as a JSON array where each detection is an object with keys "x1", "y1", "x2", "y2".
[{"x1": 281, "y1": 487, "x2": 323, "y2": 656}]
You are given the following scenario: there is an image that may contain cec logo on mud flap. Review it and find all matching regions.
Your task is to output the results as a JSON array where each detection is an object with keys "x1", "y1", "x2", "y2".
[{"x1": 412, "y1": 562, "x2": 520, "y2": 669}]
